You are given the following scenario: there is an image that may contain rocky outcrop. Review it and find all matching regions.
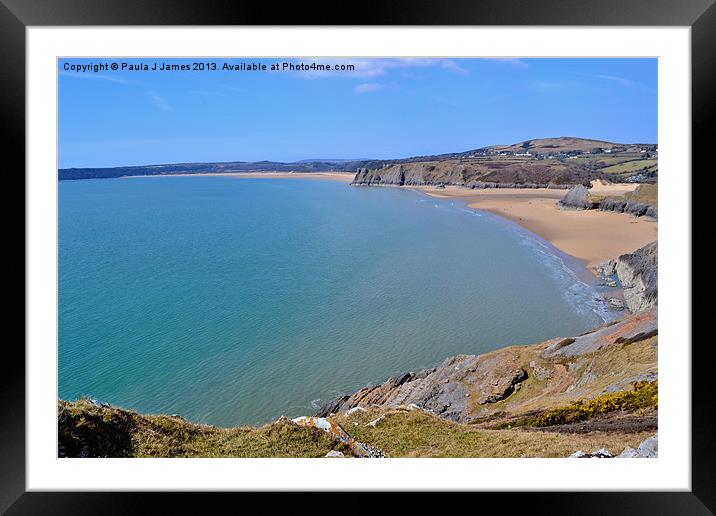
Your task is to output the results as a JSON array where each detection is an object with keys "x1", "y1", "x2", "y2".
[
  {"x1": 60, "y1": 301, "x2": 659, "y2": 458},
  {"x1": 614, "y1": 242, "x2": 658, "y2": 312},
  {"x1": 558, "y1": 184, "x2": 594, "y2": 209},
  {"x1": 572, "y1": 434, "x2": 658, "y2": 458},
  {"x1": 541, "y1": 308, "x2": 657, "y2": 359},
  {"x1": 617, "y1": 434, "x2": 658, "y2": 458},
  {"x1": 569, "y1": 448, "x2": 613, "y2": 458},
  {"x1": 317, "y1": 308, "x2": 657, "y2": 424},
  {"x1": 315, "y1": 353, "x2": 531, "y2": 423},
  {"x1": 598, "y1": 198, "x2": 657, "y2": 218},
  {"x1": 559, "y1": 184, "x2": 657, "y2": 219},
  {"x1": 352, "y1": 159, "x2": 590, "y2": 188}
]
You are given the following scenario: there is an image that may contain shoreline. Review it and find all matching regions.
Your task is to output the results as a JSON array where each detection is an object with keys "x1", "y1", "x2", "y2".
[
  {"x1": 124, "y1": 172, "x2": 657, "y2": 272},
  {"x1": 411, "y1": 185, "x2": 657, "y2": 272},
  {"x1": 409, "y1": 188, "x2": 622, "y2": 324},
  {"x1": 58, "y1": 175, "x2": 657, "y2": 436}
]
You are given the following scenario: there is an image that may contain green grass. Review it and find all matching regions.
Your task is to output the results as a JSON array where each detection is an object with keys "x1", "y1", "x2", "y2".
[
  {"x1": 59, "y1": 392, "x2": 656, "y2": 458},
  {"x1": 58, "y1": 331, "x2": 659, "y2": 458},
  {"x1": 333, "y1": 407, "x2": 652, "y2": 458},
  {"x1": 601, "y1": 159, "x2": 658, "y2": 175},
  {"x1": 58, "y1": 399, "x2": 350, "y2": 458},
  {"x1": 578, "y1": 153, "x2": 643, "y2": 167}
]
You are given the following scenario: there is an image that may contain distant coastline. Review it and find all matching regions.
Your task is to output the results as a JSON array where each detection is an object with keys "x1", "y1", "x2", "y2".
[
  {"x1": 57, "y1": 137, "x2": 658, "y2": 183},
  {"x1": 116, "y1": 171, "x2": 657, "y2": 275}
]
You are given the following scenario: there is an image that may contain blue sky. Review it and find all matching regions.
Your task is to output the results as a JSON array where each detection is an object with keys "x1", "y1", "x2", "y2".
[{"x1": 58, "y1": 58, "x2": 657, "y2": 168}]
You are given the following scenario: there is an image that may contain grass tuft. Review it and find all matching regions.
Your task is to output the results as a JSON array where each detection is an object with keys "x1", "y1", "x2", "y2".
[{"x1": 58, "y1": 399, "x2": 350, "y2": 458}]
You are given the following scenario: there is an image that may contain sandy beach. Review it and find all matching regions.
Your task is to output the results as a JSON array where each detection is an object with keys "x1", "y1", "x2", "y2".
[
  {"x1": 415, "y1": 184, "x2": 657, "y2": 270},
  {"x1": 130, "y1": 172, "x2": 655, "y2": 270}
]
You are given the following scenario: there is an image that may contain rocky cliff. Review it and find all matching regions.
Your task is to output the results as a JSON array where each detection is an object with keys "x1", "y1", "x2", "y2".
[
  {"x1": 597, "y1": 242, "x2": 658, "y2": 313},
  {"x1": 352, "y1": 159, "x2": 590, "y2": 187},
  {"x1": 316, "y1": 308, "x2": 658, "y2": 428},
  {"x1": 598, "y1": 197, "x2": 658, "y2": 218},
  {"x1": 559, "y1": 184, "x2": 657, "y2": 219},
  {"x1": 59, "y1": 303, "x2": 658, "y2": 458},
  {"x1": 614, "y1": 242, "x2": 658, "y2": 312}
]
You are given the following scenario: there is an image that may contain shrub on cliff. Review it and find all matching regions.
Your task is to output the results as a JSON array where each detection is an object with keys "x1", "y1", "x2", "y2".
[{"x1": 520, "y1": 381, "x2": 658, "y2": 428}]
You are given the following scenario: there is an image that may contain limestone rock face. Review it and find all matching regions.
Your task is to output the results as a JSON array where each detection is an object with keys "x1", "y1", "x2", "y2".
[
  {"x1": 316, "y1": 305, "x2": 657, "y2": 426},
  {"x1": 541, "y1": 308, "x2": 657, "y2": 360},
  {"x1": 559, "y1": 184, "x2": 593, "y2": 210},
  {"x1": 351, "y1": 160, "x2": 587, "y2": 187},
  {"x1": 608, "y1": 297, "x2": 626, "y2": 310},
  {"x1": 558, "y1": 184, "x2": 657, "y2": 219},
  {"x1": 600, "y1": 199, "x2": 657, "y2": 219},
  {"x1": 596, "y1": 259, "x2": 617, "y2": 277},
  {"x1": 315, "y1": 353, "x2": 529, "y2": 423},
  {"x1": 599, "y1": 198, "x2": 628, "y2": 213},
  {"x1": 615, "y1": 241, "x2": 658, "y2": 313}
]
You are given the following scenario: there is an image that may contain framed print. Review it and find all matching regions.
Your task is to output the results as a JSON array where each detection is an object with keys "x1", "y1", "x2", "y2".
[{"x1": 6, "y1": 0, "x2": 711, "y2": 511}]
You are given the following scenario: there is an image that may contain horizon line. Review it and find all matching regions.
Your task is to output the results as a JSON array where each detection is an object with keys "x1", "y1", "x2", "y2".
[{"x1": 58, "y1": 136, "x2": 658, "y2": 171}]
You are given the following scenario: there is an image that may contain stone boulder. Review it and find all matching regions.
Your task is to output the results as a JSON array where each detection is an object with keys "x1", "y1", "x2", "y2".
[
  {"x1": 559, "y1": 184, "x2": 594, "y2": 210},
  {"x1": 618, "y1": 434, "x2": 658, "y2": 458}
]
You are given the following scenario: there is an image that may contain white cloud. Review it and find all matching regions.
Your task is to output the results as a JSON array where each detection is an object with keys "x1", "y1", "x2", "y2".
[
  {"x1": 591, "y1": 74, "x2": 637, "y2": 87},
  {"x1": 571, "y1": 72, "x2": 639, "y2": 87},
  {"x1": 490, "y1": 58, "x2": 530, "y2": 69},
  {"x1": 147, "y1": 91, "x2": 171, "y2": 111},
  {"x1": 293, "y1": 58, "x2": 470, "y2": 79},
  {"x1": 354, "y1": 83, "x2": 385, "y2": 94},
  {"x1": 438, "y1": 60, "x2": 469, "y2": 75}
]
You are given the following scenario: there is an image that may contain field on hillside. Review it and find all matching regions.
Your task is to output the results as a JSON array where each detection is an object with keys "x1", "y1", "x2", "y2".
[{"x1": 602, "y1": 159, "x2": 658, "y2": 175}]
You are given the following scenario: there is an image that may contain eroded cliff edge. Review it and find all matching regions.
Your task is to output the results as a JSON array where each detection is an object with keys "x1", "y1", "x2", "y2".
[
  {"x1": 597, "y1": 242, "x2": 658, "y2": 313},
  {"x1": 59, "y1": 308, "x2": 658, "y2": 458},
  {"x1": 559, "y1": 183, "x2": 658, "y2": 219},
  {"x1": 316, "y1": 308, "x2": 657, "y2": 427},
  {"x1": 352, "y1": 161, "x2": 583, "y2": 188},
  {"x1": 59, "y1": 243, "x2": 659, "y2": 458}
]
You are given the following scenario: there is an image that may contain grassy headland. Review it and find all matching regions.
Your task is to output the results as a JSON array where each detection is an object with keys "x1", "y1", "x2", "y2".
[{"x1": 59, "y1": 311, "x2": 658, "y2": 458}]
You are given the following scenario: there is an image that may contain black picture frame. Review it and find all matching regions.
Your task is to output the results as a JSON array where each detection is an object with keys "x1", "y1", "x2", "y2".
[{"x1": 5, "y1": 0, "x2": 709, "y2": 512}]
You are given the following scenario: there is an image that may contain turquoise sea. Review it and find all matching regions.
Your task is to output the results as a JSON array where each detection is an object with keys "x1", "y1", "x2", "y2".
[{"x1": 59, "y1": 177, "x2": 612, "y2": 426}]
